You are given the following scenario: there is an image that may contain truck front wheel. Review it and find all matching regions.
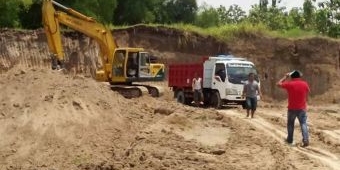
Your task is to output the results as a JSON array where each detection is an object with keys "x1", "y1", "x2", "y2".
[{"x1": 211, "y1": 91, "x2": 222, "y2": 109}]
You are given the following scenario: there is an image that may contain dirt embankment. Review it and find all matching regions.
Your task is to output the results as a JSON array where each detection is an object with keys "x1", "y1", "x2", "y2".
[
  {"x1": 1, "y1": 25, "x2": 340, "y2": 101},
  {"x1": 229, "y1": 35, "x2": 340, "y2": 101}
]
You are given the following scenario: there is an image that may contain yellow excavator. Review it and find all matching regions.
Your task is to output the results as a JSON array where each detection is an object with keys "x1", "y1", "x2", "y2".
[{"x1": 42, "y1": 0, "x2": 165, "y2": 98}]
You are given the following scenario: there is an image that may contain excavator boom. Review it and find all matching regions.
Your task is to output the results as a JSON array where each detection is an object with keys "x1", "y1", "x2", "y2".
[
  {"x1": 42, "y1": 0, "x2": 116, "y2": 81},
  {"x1": 51, "y1": 1, "x2": 95, "y2": 22}
]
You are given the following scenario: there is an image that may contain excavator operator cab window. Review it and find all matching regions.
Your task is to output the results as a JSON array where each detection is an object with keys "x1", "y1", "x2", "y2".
[
  {"x1": 140, "y1": 52, "x2": 150, "y2": 66},
  {"x1": 127, "y1": 52, "x2": 139, "y2": 77},
  {"x1": 112, "y1": 50, "x2": 126, "y2": 77},
  {"x1": 139, "y1": 52, "x2": 152, "y2": 78}
]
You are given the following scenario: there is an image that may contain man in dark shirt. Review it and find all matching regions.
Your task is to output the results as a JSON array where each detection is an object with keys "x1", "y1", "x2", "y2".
[
  {"x1": 215, "y1": 69, "x2": 226, "y2": 82},
  {"x1": 277, "y1": 70, "x2": 310, "y2": 147}
]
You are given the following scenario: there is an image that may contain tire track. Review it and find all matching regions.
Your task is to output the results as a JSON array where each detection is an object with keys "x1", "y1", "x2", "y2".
[
  {"x1": 219, "y1": 110, "x2": 340, "y2": 170},
  {"x1": 323, "y1": 130, "x2": 340, "y2": 139}
]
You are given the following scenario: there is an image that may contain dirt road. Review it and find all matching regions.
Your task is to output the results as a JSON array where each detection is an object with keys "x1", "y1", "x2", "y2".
[{"x1": 220, "y1": 106, "x2": 340, "y2": 170}]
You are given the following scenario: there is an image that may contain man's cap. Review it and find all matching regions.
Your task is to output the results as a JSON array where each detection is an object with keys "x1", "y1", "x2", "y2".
[{"x1": 289, "y1": 70, "x2": 302, "y2": 78}]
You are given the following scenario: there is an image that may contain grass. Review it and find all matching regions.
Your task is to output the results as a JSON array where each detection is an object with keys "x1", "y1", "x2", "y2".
[
  {"x1": 109, "y1": 22, "x2": 269, "y2": 42},
  {"x1": 108, "y1": 23, "x2": 327, "y2": 42},
  {"x1": 59, "y1": 20, "x2": 331, "y2": 42},
  {"x1": 21, "y1": 0, "x2": 32, "y2": 6},
  {"x1": 166, "y1": 23, "x2": 326, "y2": 41},
  {"x1": 269, "y1": 28, "x2": 320, "y2": 38}
]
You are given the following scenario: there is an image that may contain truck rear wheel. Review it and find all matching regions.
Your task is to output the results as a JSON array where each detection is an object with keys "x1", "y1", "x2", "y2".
[
  {"x1": 211, "y1": 91, "x2": 222, "y2": 109},
  {"x1": 176, "y1": 91, "x2": 189, "y2": 105}
]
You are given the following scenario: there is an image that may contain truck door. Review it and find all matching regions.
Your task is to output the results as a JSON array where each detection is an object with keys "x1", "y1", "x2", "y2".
[
  {"x1": 139, "y1": 52, "x2": 152, "y2": 78},
  {"x1": 212, "y1": 63, "x2": 226, "y2": 98}
]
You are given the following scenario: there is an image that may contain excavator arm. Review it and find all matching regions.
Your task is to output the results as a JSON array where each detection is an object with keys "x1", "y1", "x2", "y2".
[{"x1": 42, "y1": 0, "x2": 117, "y2": 81}]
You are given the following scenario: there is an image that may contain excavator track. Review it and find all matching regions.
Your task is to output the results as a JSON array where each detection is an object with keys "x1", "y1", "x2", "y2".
[
  {"x1": 110, "y1": 85, "x2": 149, "y2": 98},
  {"x1": 134, "y1": 84, "x2": 164, "y2": 97},
  {"x1": 109, "y1": 84, "x2": 164, "y2": 98}
]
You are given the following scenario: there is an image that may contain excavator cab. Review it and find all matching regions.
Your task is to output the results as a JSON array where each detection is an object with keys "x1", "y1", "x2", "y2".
[
  {"x1": 110, "y1": 49, "x2": 164, "y2": 83},
  {"x1": 135, "y1": 52, "x2": 164, "y2": 81}
]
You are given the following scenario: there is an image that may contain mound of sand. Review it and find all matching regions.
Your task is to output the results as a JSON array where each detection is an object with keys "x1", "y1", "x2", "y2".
[
  {"x1": 0, "y1": 67, "x2": 135, "y2": 168},
  {"x1": 0, "y1": 67, "x2": 229, "y2": 169}
]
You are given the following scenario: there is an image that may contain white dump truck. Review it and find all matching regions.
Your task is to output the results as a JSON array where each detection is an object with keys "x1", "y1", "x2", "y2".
[{"x1": 168, "y1": 55, "x2": 260, "y2": 108}]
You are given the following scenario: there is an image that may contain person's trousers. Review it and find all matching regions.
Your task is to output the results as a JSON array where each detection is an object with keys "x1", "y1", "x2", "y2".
[
  {"x1": 193, "y1": 89, "x2": 203, "y2": 102},
  {"x1": 287, "y1": 109, "x2": 309, "y2": 143}
]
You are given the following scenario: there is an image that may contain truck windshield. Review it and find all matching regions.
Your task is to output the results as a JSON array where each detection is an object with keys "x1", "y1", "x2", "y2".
[{"x1": 227, "y1": 65, "x2": 258, "y2": 84}]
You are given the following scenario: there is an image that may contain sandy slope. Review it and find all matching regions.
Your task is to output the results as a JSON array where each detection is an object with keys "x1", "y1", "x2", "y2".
[{"x1": 0, "y1": 68, "x2": 339, "y2": 170}]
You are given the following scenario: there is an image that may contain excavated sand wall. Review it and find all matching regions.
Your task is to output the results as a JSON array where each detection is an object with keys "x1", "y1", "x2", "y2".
[
  {"x1": 0, "y1": 29, "x2": 100, "y2": 76},
  {"x1": 117, "y1": 27, "x2": 340, "y2": 100},
  {"x1": 228, "y1": 36, "x2": 340, "y2": 100},
  {"x1": 1, "y1": 26, "x2": 339, "y2": 100}
]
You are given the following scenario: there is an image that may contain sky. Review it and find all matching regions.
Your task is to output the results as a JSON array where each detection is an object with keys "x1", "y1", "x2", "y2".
[{"x1": 196, "y1": 0, "x2": 322, "y2": 12}]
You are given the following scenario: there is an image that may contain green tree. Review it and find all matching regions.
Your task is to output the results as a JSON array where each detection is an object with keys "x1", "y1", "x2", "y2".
[
  {"x1": 217, "y1": 5, "x2": 246, "y2": 24},
  {"x1": 248, "y1": 1, "x2": 288, "y2": 30},
  {"x1": 0, "y1": 0, "x2": 22, "y2": 27},
  {"x1": 315, "y1": 8, "x2": 329, "y2": 34},
  {"x1": 259, "y1": 0, "x2": 269, "y2": 11},
  {"x1": 56, "y1": 0, "x2": 117, "y2": 24},
  {"x1": 302, "y1": 0, "x2": 316, "y2": 30},
  {"x1": 227, "y1": 4, "x2": 246, "y2": 24},
  {"x1": 113, "y1": 0, "x2": 156, "y2": 25},
  {"x1": 19, "y1": 0, "x2": 42, "y2": 29},
  {"x1": 316, "y1": 0, "x2": 340, "y2": 37},
  {"x1": 163, "y1": 0, "x2": 198, "y2": 24},
  {"x1": 216, "y1": 5, "x2": 228, "y2": 24},
  {"x1": 267, "y1": 6, "x2": 288, "y2": 30},
  {"x1": 152, "y1": 0, "x2": 171, "y2": 23},
  {"x1": 89, "y1": 0, "x2": 118, "y2": 24},
  {"x1": 248, "y1": 4, "x2": 266, "y2": 24},
  {"x1": 195, "y1": 4, "x2": 220, "y2": 27},
  {"x1": 287, "y1": 7, "x2": 304, "y2": 29}
]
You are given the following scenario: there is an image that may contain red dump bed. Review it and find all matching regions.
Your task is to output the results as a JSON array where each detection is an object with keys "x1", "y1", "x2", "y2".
[{"x1": 168, "y1": 63, "x2": 203, "y2": 88}]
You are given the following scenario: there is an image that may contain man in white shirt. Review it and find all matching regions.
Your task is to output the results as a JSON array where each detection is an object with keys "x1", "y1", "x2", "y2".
[{"x1": 192, "y1": 72, "x2": 204, "y2": 106}]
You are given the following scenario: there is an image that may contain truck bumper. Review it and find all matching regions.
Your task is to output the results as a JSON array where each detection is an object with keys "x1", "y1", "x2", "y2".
[
  {"x1": 223, "y1": 95, "x2": 260, "y2": 103},
  {"x1": 225, "y1": 95, "x2": 243, "y2": 101}
]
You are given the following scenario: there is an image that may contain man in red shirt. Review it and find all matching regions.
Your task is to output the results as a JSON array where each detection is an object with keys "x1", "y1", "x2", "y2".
[{"x1": 277, "y1": 70, "x2": 310, "y2": 147}]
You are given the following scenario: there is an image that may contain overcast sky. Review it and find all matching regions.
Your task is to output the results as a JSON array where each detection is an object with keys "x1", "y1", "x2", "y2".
[{"x1": 196, "y1": 0, "x2": 322, "y2": 12}]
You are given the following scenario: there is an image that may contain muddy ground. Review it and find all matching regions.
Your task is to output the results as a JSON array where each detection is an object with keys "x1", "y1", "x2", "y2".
[{"x1": 0, "y1": 26, "x2": 340, "y2": 169}]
